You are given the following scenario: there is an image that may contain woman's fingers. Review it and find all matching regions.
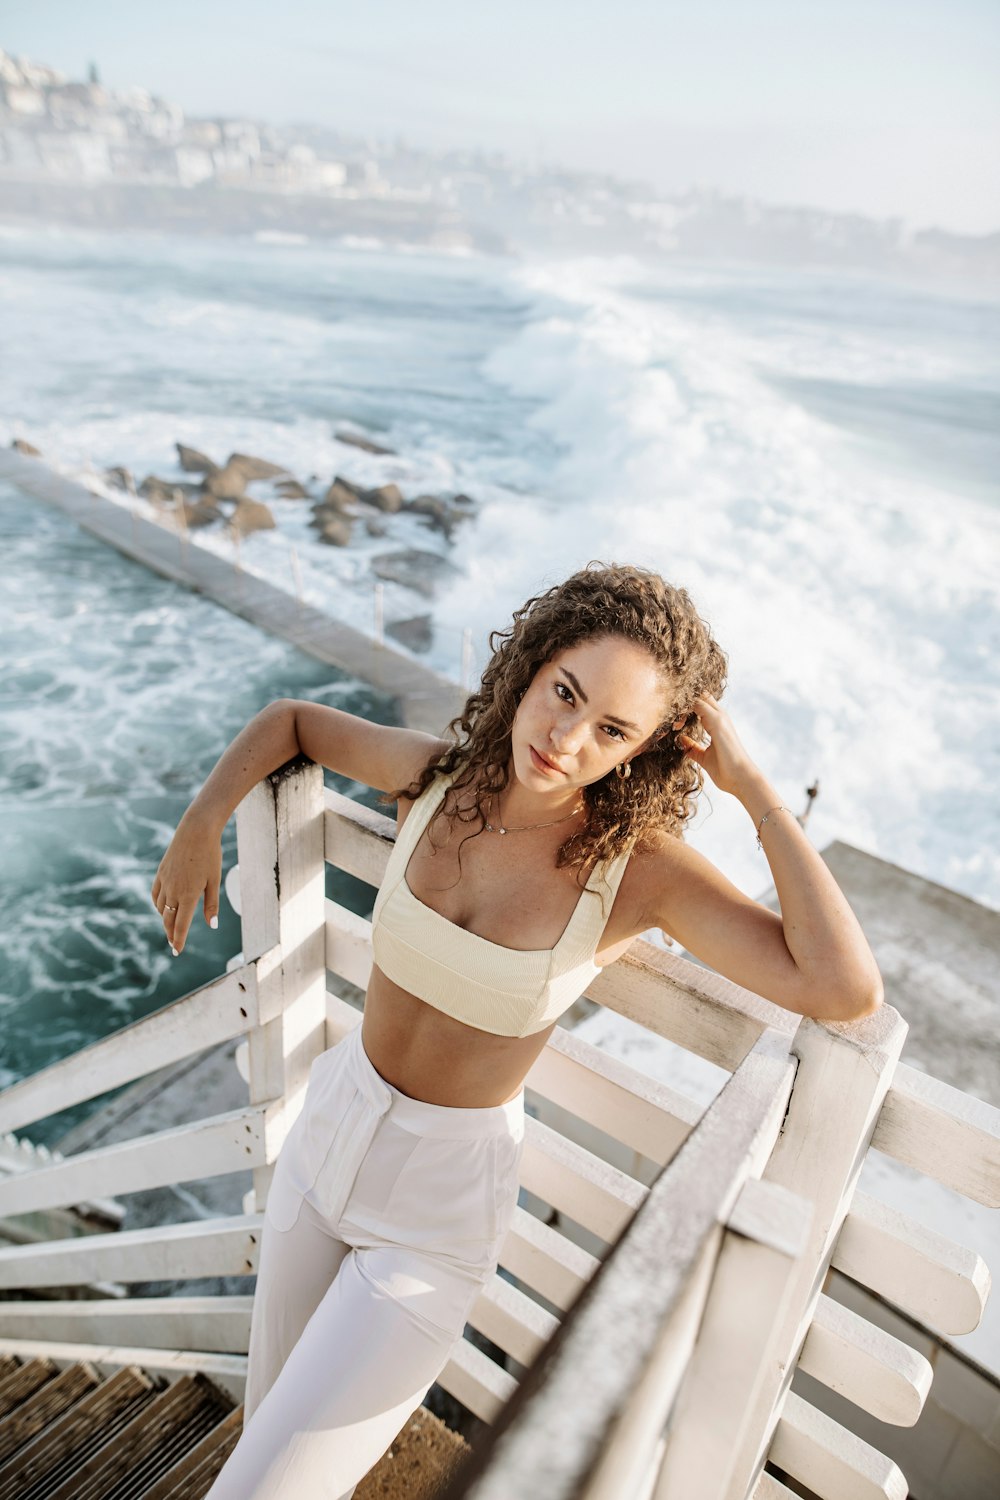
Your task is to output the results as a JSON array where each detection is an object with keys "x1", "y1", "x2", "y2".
[
  {"x1": 205, "y1": 874, "x2": 221, "y2": 928},
  {"x1": 156, "y1": 893, "x2": 179, "y2": 952},
  {"x1": 153, "y1": 829, "x2": 223, "y2": 955},
  {"x1": 171, "y1": 896, "x2": 199, "y2": 955}
]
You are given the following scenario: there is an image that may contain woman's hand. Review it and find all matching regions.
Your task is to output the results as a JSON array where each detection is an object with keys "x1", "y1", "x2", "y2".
[
  {"x1": 677, "y1": 691, "x2": 758, "y2": 797},
  {"x1": 151, "y1": 808, "x2": 223, "y2": 956}
]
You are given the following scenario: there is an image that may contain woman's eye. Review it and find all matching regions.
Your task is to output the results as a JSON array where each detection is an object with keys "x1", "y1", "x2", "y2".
[
  {"x1": 604, "y1": 725, "x2": 625, "y2": 741},
  {"x1": 555, "y1": 682, "x2": 573, "y2": 702}
]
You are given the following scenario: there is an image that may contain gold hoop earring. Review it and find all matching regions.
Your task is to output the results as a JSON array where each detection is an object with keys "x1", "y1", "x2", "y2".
[{"x1": 615, "y1": 760, "x2": 632, "y2": 780}]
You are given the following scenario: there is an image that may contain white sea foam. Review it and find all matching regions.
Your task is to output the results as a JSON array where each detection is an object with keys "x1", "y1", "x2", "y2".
[{"x1": 435, "y1": 257, "x2": 1000, "y2": 907}]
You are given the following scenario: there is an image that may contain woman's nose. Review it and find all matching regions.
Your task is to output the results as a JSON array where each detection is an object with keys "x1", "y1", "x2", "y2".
[{"x1": 549, "y1": 717, "x2": 586, "y2": 754}]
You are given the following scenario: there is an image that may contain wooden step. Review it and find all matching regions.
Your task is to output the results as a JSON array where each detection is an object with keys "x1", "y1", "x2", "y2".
[
  {"x1": 0, "y1": 1362, "x2": 159, "y2": 1500},
  {"x1": 45, "y1": 1372, "x2": 231, "y2": 1500},
  {"x1": 0, "y1": 1358, "x2": 59, "y2": 1418},
  {"x1": 136, "y1": 1404, "x2": 245, "y2": 1500},
  {"x1": 0, "y1": 1352, "x2": 471, "y2": 1499},
  {"x1": 0, "y1": 1361, "x2": 101, "y2": 1464}
]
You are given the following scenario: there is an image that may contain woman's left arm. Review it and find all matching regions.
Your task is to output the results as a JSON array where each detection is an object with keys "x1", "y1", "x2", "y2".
[{"x1": 647, "y1": 692, "x2": 884, "y2": 1023}]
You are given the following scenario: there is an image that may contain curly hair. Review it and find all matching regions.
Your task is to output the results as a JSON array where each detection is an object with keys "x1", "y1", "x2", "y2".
[{"x1": 383, "y1": 562, "x2": 728, "y2": 881}]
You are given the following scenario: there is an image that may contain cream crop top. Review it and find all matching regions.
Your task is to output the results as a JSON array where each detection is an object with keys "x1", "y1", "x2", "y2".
[{"x1": 370, "y1": 769, "x2": 631, "y2": 1038}]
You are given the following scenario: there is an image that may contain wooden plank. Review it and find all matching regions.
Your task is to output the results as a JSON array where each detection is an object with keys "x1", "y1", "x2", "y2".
[
  {"x1": 519, "y1": 1117, "x2": 648, "y2": 1244},
  {"x1": 525, "y1": 1026, "x2": 702, "y2": 1166},
  {"x1": 237, "y1": 759, "x2": 328, "y2": 1216},
  {"x1": 0, "y1": 963, "x2": 258, "y2": 1136},
  {"x1": 0, "y1": 1105, "x2": 274, "y2": 1217},
  {"x1": 653, "y1": 1179, "x2": 812, "y2": 1500},
  {"x1": 587, "y1": 939, "x2": 798, "y2": 1071},
  {"x1": 499, "y1": 1205, "x2": 600, "y2": 1312},
  {"x1": 325, "y1": 903, "x2": 375, "y2": 992},
  {"x1": 584, "y1": 1231, "x2": 722, "y2": 1500},
  {"x1": 0, "y1": 1214, "x2": 263, "y2": 1289},
  {"x1": 872, "y1": 1062, "x2": 1000, "y2": 1207},
  {"x1": 769, "y1": 1390, "x2": 908, "y2": 1500},
  {"x1": 0, "y1": 1357, "x2": 58, "y2": 1416},
  {"x1": 752, "y1": 1476, "x2": 800, "y2": 1500},
  {"x1": 0, "y1": 1338, "x2": 247, "y2": 1405},
  {"x1": 0, "y1": 1297, "x2": 253, "y2": 1353},
  {"x1": 832, "y1": 1188, "x2": 991, "y2": 1336},
  {"x1": 138, "y1": 1406, "x2": 245, "y2": 1500},
  {"x1": 437, "y1": 1335, "x2": 518, "y2": 1425},
  {"x1": 798, "y1": 1292, "x2": 932, "y2": 1427},
  {"x1": 0, "y1": 1362, "x2": 101, "y2": 1465},
  {"x1": 469, "y1": 1274, "x2": 560, "y2": 1367},
  {"x1": 324, "y1": 790, "x2": 396, "y2": 885},
  {"x1": 721, "y1": 1006, "x2": 909, "y2": 1500}
]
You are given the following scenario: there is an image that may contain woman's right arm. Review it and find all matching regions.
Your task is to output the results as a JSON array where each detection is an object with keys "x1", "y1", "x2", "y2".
[{"x1": 151, "y1": 698, "x2": 449, "y2": 954}]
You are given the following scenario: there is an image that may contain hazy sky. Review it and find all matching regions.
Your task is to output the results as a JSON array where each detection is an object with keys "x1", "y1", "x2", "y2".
[{"x1": 3, "y1": 0, "x2": 998, "y2": 234}]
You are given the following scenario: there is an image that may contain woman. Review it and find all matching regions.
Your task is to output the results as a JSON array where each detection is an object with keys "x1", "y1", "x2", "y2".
[{"x1": 152, "y1": 563, "x2": 882, "y2": 1499}]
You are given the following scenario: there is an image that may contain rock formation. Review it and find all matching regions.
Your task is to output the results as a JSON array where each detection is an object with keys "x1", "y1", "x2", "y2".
[
  {"x1": 360, "y1": 482, "x2": 404, "y2": 513},
  {"x1": 175, "y1": 443, "x2": 218, "y2": 475},
  {"x1": 228, "y1": 497, "x2": 276, "y2": 535}
]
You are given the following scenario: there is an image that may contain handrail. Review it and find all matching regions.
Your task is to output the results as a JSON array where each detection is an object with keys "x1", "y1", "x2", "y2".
[{"x1": 0, "y1": 962, "x2": 259, "y2": 1137}]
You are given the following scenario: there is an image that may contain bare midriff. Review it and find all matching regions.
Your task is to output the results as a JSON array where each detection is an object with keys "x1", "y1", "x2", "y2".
[{"x1": 360, "y1": 964, "x2": 559, "y2": 1108}]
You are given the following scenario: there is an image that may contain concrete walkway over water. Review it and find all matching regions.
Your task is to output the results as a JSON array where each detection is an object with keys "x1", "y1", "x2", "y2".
[{"x1": 0, "y1": 447, "x2": 466, "y2": 735}]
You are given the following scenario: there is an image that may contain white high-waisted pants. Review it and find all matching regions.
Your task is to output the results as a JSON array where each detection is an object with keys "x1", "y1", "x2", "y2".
[{"x1": 205, "y1": 1020, "x2": 525, "y2": 1500}]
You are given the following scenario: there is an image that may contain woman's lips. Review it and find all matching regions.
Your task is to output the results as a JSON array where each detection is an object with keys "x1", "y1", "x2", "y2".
[{"x1": 530, "y1": 745, "x2": 565, "y2": 775}]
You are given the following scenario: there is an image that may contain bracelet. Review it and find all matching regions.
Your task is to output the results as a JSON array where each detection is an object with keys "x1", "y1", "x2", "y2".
[{"x1": 755, "y1": 804, "x2": 792, "y2": 849}]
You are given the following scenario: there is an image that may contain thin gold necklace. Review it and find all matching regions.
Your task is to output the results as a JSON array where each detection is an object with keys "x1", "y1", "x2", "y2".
[{"x1": 485, "y1": 791, "x2": 585, "y2": 836}]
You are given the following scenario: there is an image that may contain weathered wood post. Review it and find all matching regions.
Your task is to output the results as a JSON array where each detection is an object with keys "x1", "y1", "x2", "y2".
[
  {"x1": 721, "y1": 1005, "x2": 910, "y2": 1500},
  {"x1": 650, "y1": 1177, "x2": 812, "y2": 1499},
  {"x1": 235, "y1": 755, "x2": 327, "y2": 1216}
]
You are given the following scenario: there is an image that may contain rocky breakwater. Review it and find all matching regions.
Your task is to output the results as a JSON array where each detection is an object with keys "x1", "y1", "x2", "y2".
[{"x1": 82, "y1": 426, "x2": 480, "y2": 652}]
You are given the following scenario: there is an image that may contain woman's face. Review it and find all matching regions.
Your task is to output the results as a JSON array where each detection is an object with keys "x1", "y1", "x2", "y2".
[{"x1": 510, "y1": 635, "x2": 679, "y2": 793}]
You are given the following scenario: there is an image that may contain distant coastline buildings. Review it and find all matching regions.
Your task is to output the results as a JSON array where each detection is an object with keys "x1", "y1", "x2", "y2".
[
  {"x1": 0, "y1": 48, "x2": 372, "y2": 197},
  {"x1": 1, "y1": 46, "x2": 996, "y2": 285}
]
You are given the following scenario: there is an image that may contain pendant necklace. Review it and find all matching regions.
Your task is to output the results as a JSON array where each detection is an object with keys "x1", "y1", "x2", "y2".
[{"x1": 485, "y1": 791, "x2": 585, "y2": 836}]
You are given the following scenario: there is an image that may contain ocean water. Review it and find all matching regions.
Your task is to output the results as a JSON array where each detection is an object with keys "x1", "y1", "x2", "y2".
[{"x1": 2, "y1": 226, "x2": 998, "y2": 1131}]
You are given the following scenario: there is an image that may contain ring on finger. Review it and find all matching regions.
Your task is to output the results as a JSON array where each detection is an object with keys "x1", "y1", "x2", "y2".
[{"x1": 163, "y1": 904, "x2": 178, "y2": 912}]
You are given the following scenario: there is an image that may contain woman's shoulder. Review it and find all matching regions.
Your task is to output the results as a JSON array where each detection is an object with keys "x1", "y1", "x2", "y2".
[{"x1": 615, "y1": 825, "x2": 691, "y2": 927}]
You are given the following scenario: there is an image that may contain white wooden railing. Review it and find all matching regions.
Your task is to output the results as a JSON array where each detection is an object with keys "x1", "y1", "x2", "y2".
[{"x1": 0, "y1": 755, "x2": 997, "y2": 1498}]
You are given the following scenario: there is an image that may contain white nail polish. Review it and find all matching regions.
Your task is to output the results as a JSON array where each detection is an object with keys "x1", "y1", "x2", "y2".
[
  {"x1": 210, "y1": 915, "x2": 219, "y2": 930},
  {"x1": 171, "y1": 945, "x2": 179, "y2": 956}
]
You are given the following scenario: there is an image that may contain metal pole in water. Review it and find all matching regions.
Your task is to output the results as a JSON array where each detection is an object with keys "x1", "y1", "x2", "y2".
[
  {"x1": 289, "y1": 543, "x2": 304, "y2": 619},
  {"x1": 128, "y1": 474, "x2": 138, "y2": 544},
  {"x1": 176, "y1": 493, "x2": 189, "y2": 565},
  {"x1": 373, "y1": 581, "x2": 384, "y2": 645}
]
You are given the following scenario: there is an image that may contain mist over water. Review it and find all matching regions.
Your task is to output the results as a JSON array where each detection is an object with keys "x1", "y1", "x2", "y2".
[{"x1": 2, "y1": 226, "x2": 998, "y2": 1114}]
